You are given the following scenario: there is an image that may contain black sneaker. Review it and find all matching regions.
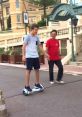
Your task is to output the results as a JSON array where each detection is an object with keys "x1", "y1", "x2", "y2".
[
  {"x1": 32, "y1": 83, "x2": 44, "y2": 92},
  {"x1": 23, "y1": 86, "x2": 32, "y2": 96}
]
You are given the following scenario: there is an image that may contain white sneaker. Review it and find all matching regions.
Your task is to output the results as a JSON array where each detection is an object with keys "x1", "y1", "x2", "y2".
[
  {"x1": 32, "y1": 84, "x2": 44, "y2": 92},
  {"x1": 55, "y1": 80, "x2": 64, "y2": 84},
  {"x1": 50, "y1": 81, "x2": 54, "y2": 84}
]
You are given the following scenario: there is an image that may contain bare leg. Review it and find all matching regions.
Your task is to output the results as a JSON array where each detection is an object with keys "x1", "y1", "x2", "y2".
[
  {"x1": 25, "y1": 70, "x2": 31, "y2": 87},
  {"x1": 35, "y1": 69, "x2": 40, "y2": 84}
]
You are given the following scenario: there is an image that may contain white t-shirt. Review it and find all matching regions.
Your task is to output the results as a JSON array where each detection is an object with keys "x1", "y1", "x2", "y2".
[{"x1": 23, "y1": 34, "x2": 40, "y2": 58}]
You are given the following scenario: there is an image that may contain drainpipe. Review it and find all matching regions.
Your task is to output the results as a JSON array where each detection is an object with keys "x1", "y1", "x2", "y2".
[{"x1": 1, "y1": 0, "x2": 5, "y2": 31}]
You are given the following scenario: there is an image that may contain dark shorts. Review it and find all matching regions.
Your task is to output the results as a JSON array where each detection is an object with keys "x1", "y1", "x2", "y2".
[{"x1": 26, "y1": 58, "x2": 40, "y2": 70}]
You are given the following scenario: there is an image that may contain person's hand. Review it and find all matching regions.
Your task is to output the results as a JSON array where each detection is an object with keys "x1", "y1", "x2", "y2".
[
  {"x1": 45, "y1": 53, "x2": 50, "y2": 60},
  {"x1": 22, "y1": 55, "x2": 26, "y2": 62}
]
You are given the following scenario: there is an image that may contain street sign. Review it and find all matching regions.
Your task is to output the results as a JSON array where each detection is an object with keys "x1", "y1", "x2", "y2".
[{"x1": 23, "y1": 12, "x2": 28, "y2": 24}]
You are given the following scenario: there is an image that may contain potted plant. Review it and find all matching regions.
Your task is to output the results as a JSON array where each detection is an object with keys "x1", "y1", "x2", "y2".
[
  {"x1": 9, "y1": 47, "x2": 22, "y2": 64},
  {"x1": 0, "y1": 48, "x2": 9, "y2": 63},
  {"x1": 38, "y1": 46, "x2": 45, "y2": 64},
  {"x1": 14, "y1": 48, "x2": 22, "y2": 64},
  {"x1": 37, "y1": 42, "x2": 45, "y2": 64},
  {"x1": 39, "y1": 49, "x2": 45, "y2": 64},
  {"x1": 0, "y1": 48, "x2": 4, "y2": 63}
]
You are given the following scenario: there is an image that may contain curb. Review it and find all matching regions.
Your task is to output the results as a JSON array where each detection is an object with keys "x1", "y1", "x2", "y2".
[
  {"x1": 0, "y1": 90, "x2": 8, "y2": 117},
  {"x1": 0, "y1": 63, "x2": 82, "y2": 75}
]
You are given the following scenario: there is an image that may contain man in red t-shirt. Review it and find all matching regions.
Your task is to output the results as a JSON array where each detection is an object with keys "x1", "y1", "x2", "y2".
[{"x1": 46, "y1": 30, "x2": 64, "y2": 84}]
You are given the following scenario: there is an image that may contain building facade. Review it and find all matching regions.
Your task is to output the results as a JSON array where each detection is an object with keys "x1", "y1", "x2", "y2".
[
  {"x1": 0, "y1": 0, "x2": 53, "y2": 32},
  {"x1": 0, "y1": 0, "x2": 82, "y2": 64}
]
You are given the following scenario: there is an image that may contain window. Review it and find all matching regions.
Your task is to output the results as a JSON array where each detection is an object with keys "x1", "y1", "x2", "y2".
[
  {"x1": 16, "y1": 0, "x2": 19, "y2": 8},
  {"x1": 17, "y1": 14, "x2": 21, "y2": 23},
  {"x1": 6, "y1": 7, "x2": 9, "y2": 15}
]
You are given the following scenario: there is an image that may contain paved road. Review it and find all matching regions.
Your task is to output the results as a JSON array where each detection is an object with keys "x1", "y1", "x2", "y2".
[{"x1": 0, "y1": 65, "x2": 82, "y2": 117}]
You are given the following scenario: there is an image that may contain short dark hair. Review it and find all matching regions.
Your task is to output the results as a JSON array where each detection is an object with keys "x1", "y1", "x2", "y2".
[
  {"x1": 50, "y1": 30, "x2": 57, "y2": 35},
  {"x1": 30, "y1": 24, "x2": 39, "y2": 30}
]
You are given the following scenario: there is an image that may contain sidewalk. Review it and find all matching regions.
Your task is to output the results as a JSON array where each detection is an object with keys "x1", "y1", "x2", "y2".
[
  {"x1": 40, "y1": 61, "x2": 82, "y2": 74},
  {"x1": 0, "y1": 62, "x2": 82, "y2": 75}
]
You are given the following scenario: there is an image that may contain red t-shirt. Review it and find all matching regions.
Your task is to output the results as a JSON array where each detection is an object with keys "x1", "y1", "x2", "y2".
[{"x1": 46, "y1": 38, "x2": 61, "y2": 60}]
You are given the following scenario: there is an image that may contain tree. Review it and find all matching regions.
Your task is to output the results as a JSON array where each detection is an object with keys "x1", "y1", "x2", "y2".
[
  {"x1": 39, "y1": 0, "x2": 57, "y2": 17},
  {"x1": 37, "y1": 19, "x2": 46, "y2": 27},
  {"x1": 29, "y1": 0, "x2": 61, "y2": 18}
]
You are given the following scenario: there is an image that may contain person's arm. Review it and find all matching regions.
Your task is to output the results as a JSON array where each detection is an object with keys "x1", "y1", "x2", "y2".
[
  {"x1": 22, "y1": 43, "x2": 27, "y2": 62},
  {"x1": 45, "y1": 40, "x2": 50, "y2": 60},
  {"x1": 37, "y1": 36, "x2": 45, "y2": 56},
  {"x1": 58, "y1": 40, "x2": 61, "y2": 56},
  {"x1": 45, "y1": 46, "x2": 50, "y2": 60},
  {"x1": 22, "y1": 35, "x2": 28, "y2": 62}
]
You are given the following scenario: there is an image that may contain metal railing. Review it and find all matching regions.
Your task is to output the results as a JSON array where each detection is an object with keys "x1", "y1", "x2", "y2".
[{"x1": 57, "y1": 28, "x2": 69, "y2": 35}]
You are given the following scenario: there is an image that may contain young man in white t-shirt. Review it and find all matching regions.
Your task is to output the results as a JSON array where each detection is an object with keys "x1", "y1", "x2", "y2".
[{"x1": 22, "y1": 24, "x2": 44, "y2": 95}]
